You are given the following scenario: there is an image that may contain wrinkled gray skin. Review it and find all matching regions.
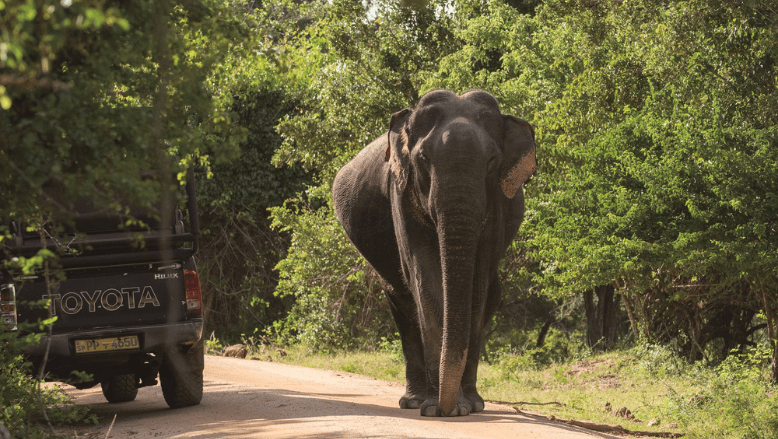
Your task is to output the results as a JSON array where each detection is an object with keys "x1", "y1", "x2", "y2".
[{"x1": 332, "y1": 90, "x2": 536, "y2": 417}]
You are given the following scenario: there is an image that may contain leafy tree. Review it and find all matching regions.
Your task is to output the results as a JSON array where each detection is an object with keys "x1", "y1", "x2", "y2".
[
  {"x1": 189, "y1": 0, "x2": 325, "y2": 340},
  {"x1": 1, "y1": 0, "x2": 247, "y2": 226},
  {"x1": 541, "y1": 0, "x2": 776, "y2": 371},
  {"x1": 197, "y1": 86, "x2": 311, "y2": 339},
  {"x1": 1, "y1": 1, "x2": 259, "y2": 434},
  {"x1": 421, "y1": 0, "x2": 778, "y2": 369}
]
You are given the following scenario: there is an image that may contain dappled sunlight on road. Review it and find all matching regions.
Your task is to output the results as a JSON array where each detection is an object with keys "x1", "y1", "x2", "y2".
[{"x1": 58, "y1": 356, "x2": 621, "y2": 438}]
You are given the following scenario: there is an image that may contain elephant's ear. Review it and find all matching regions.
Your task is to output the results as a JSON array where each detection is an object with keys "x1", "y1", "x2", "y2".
[
  {"x1": 500, "y1": 115, "x2": 537, "y2": 198},
  {"x1": 386, "y1": 108, "x2": 412, "y2": 191}
]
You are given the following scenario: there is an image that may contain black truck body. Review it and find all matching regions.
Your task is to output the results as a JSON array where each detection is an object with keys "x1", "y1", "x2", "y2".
[{"x1": 1, "y1": 170, "x2": 205, "y2": 408}]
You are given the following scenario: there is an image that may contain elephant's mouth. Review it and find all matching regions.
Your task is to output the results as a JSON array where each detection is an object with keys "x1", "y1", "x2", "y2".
[{"x1": 405, "y1": 187, "x2": 435, "y2": 230}]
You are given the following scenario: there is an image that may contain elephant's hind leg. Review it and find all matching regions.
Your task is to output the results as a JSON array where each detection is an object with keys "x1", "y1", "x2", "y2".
[
  {"x1": 386, "y1": 288, "x2": 427, "y2": 409},
  {"x1": 461, "y1": 328, "x2": 486, "y2": 412},
  {"x1": 461, "y1": 274, "x2": 502, "y2": 413},
  {"x1": 458, "y1": 327, "x2": 487, "y2": 413}
]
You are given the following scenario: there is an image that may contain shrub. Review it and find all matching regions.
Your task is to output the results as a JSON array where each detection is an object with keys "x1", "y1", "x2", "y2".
[
  {"x1": 269, "y1": 195, "x2": 394, "y2": 352},
  {"x1": 645, "y1": 343, "x2": 778, "y2": 439},
  {"x1": 1, "y1": 324, "x2": 95, "y2": 437}
]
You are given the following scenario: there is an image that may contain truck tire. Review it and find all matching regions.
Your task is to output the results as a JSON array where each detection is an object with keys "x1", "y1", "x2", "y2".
[
  {"x1": 101, "y1": 374, "x2": 138, "y2": 403},
  {"x1": 160, "y1": 343, "x2": 204, "y2": 408}
]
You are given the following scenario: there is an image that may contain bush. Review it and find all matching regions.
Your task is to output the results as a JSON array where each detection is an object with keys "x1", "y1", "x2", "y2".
[
  {"x1": 197, "y1": 86, "x2": 311, "y2": 340},
  {"x1": 269, "y1": 194, "x2": 394, "y2": 352},
  {"x1": 633, "y1": 343, "x2": 692, "y2": 379},
  {"x1": 665, "y1": 344, "x2": 778, "y2": 439},
  {"x1": 378, "y1": 334, "x2": 404, "y2": 363},
  {"x1": 633, "y1": 343, "x2": 778, "y2": 439},
  {"x1": 491, "y1": 327, "x2": 589, "y2": 377},
  {"x1": 1, "y1": 325, "x2": 95, "y2": 437}
]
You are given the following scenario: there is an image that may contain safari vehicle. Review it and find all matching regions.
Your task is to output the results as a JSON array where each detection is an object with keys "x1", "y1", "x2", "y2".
[{"x1": 0, "y1": 170, "x2": 204, "y2": 408}]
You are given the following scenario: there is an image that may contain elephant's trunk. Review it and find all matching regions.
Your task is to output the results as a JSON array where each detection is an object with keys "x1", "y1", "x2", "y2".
[{"x1": 437, "y1": 198, "x2": 480, "y2": 416}]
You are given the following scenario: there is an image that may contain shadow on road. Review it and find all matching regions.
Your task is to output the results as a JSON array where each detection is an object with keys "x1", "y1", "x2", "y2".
[{"x1": 60, "y1": 378, "x2": 624, "y2": 439}]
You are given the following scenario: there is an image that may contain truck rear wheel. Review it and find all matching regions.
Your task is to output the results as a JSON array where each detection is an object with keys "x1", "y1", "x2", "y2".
[
  {"x1": 160, "y1": 343, "x2": 204, "y2": 408},
  {"x1": 101, "y1": 374, "x2": 138, "y2": 403}
]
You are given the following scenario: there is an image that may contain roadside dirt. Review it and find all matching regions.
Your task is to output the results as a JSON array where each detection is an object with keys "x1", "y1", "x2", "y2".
[{"x1": 60, "y1": 355, "x2": 623, "y2": 438}]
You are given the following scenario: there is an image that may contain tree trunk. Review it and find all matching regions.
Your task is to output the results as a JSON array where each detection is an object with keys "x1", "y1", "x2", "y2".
[
  {"x1": 536, "y1": 316, "x2": 555, "y2": 348},
  {"x1": 620, "y1": 293, "x2": 641, "y2": 342},
  {"x1": 770, "y1": 340, "x2": 778, "y2": 385},
  {"x1": 757, "y1": 287, "x2": 778, "y2": 383},
  {"x1": 583, "y1": 285, "x2": 620, "y2": 350}
]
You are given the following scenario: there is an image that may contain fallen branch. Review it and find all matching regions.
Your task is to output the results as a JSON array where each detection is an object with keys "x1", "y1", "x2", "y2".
[
  {"x1": 491, "y1": 399, "x2": 685, "y2": 437},
  {"x1": 487, "y1": 399, "x2": 566, "y2": 407},
  {"x1": 105, "y1": 414, "x2": 117, "y2": 439},
  {"x1": 547, "y1": 415, "x2": 685, "y2": 438}
]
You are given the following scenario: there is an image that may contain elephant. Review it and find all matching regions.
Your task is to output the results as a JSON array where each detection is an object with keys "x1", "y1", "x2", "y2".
[{"x1": 332, "y1": 89, "x2": 536, "y2": 417}]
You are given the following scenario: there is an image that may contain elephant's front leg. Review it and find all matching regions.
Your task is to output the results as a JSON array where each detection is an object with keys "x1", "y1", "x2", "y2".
[
  {"x1": 418, "y1": 320, "x2": 473, "y2": 417},
  {"x1": 398, "y1": 227, "x2": 473, "y2": 416},
  {"x1": 386, "y1": 290, "x2": 427, "y2": 409},
  {"x1": 416, "y1": 297, "x2": 474, "y2": 417}
]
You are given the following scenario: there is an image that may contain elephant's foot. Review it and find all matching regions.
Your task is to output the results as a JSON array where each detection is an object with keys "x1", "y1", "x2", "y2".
[
  {"x1": 419, "y1": 396, "x2": 472, "y2": 417},
  {"x1": 463, "y1": 389, "x2": 485, "y2": 413},
  {"x1": 399, "y1": 392, "x2": 425, "y2": 409}
]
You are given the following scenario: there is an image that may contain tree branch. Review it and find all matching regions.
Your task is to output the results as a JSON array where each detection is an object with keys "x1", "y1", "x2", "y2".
[{"x1": 0, "y1": 75, "x2": 71, "y2": 90}]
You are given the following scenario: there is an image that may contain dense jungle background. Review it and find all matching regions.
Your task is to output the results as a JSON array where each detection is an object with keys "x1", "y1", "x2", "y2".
[{"x1": 2, "y1": 0, "x2": 777, "y2": 437}]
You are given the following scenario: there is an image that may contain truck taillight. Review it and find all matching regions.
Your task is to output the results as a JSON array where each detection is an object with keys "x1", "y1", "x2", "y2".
[
  {"x1": 183, "y1": 270, "x2": 202, "y2": 316},
  {"x1": 1, "y1": 284, "x2": 17, "y2": 330}
]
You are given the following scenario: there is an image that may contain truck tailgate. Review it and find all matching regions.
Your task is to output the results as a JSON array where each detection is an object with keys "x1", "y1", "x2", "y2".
[{"x1": 16, "y1": 266, "x2": 187, "y2": 333}]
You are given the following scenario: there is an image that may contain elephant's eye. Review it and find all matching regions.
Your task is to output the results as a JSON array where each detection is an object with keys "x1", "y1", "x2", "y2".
[{"x1": 487, "y1": 155, "x2": 499, "y2": 175}]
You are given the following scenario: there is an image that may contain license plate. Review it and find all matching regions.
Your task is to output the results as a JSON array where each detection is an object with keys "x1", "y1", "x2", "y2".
[{"x1": 75, "y1": 335, "x2": 139, "y2": 354}]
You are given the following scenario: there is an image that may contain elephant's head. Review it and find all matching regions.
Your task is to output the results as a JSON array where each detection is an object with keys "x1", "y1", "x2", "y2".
[
  {"x1": 387, "y1": 90, "x2": 536, "y2": 202},
  {"x1": 385, "y1": 89, "x2": 536, "y2": 416}
]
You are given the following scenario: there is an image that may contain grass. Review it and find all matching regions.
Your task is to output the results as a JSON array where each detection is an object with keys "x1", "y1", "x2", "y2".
[
  {"x1": 272, "y1": 346, "x2": 679, "y2": 435},
  {"x1": 271, "y1": 344, "x2": 406, "y2": 383},
  {"x1": 255, "y1": 342, "x2": 778, "y2": 439}
]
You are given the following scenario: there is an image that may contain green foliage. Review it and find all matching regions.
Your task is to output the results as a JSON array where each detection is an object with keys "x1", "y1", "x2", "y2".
[
  {"x1": 492, "y1": 343, "x2": 778, "y2": 437},
  {"x1": 683, "y1": 348, "x2": 778, "y2": 439},
  {"x1": 273, "y1": 0, "x2": 458, "y2": 179},
  {"x1": 490, "y1": 325, "x2": 591, "y2": 374},
  {"x1": 270, "y1": 194, "x2": 394, "y2": 351},
  {"x1": 0, "y1": 251, "x2": 93, "y2": 435},
  {"x1": 1, "y1": 322, "x2": 96, "y2": 436},
  {"x1": 197, "y1": 84, "x2": 311, "y2": 339},
  {"x1": 632, "y1": 343, "x2": 692, "y2": 379},
  {"x1": 378, "y1": 334, "x2": 404, "y2": 363},
  {"x1": 1, "y1": 0, "x2": 274, "y2": 433},
  {"x1": 421, "y1": 0, "x2": 778, "y2": 363},
  {"x1": 203, "y1": 331, "x2": 225, "y2": 355},
  {"x1": 535, "y1": 0, "x2": 777, "y2": 363},
  {"x1": 635, "y1": 343, "x2": 778, "y2": 439},
  {"x1": 1, "y1": 0, "x2": 248, "y2": 226}
]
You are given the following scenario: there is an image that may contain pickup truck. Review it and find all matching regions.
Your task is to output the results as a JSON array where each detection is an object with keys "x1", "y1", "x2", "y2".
[{"x1": 1, "y1": 170, "x2": 204, "y2": 408}]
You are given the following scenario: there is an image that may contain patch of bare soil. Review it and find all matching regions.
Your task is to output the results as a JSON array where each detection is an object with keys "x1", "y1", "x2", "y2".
[{"x1": 567, "y1": 359, "x2": 613, "y2": 376}]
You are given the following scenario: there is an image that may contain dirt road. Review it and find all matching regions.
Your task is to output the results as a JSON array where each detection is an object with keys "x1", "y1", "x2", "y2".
[{"x1": 61, "y1": 355, "x2": 620, "y2": 438}]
